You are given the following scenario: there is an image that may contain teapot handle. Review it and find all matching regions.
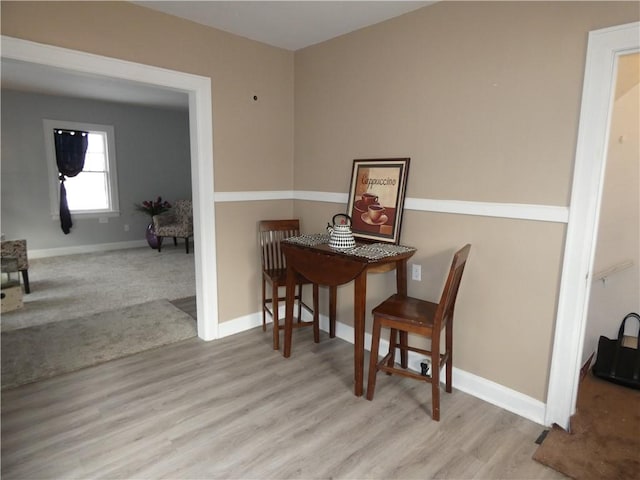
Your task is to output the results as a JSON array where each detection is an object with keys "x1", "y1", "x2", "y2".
[{"x1": 333, "y1": 213, "x2": 352, "y2": 226}]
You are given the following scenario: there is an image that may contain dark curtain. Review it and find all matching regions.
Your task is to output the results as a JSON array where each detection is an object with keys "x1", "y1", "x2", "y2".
[{"x1": 54, "y1": 129, "x2": 88, "y2": 234}]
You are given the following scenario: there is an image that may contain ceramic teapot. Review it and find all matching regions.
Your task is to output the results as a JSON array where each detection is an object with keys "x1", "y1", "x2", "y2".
[{"x1": 327, "y1": 213, "x2": 356, "y2": 250}]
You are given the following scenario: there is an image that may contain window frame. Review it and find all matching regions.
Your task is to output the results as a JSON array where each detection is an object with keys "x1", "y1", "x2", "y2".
[{"x1": 43, "y1": 119, "x2": 120, "y2": 219}]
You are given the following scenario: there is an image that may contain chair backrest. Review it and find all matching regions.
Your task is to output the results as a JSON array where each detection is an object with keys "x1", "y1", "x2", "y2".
[
  {"x1": 434, "y1": 244, "x2": 471, "y2": 331},
  {"x1": 174, "y1": 200, "x2": 192, "y2": 221},
  {"x1": 258, "y1": 219, "x2": 301, "y2": 271},
  {"x1": 1, "y1": 239, "x2": 28, "y2": 270}
]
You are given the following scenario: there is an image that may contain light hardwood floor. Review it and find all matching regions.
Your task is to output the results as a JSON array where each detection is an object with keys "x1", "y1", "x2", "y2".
[{"x1": 1, "y1": 328, "x2": 566, "y2": 479}]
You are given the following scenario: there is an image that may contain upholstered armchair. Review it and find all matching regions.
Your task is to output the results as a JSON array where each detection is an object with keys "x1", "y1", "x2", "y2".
[
  {"x1": 152, "y1": 199, "x2": 193, "y2": 253},
  {"x1": 1, "y1": 239, "x2": 30, "y2": 293}
]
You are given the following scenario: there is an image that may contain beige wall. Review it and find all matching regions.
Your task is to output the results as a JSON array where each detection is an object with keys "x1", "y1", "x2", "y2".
[
  {"x1": 2, "y1": 1, "x2": 639, "y2": 402},
  {"x1": 294, "y1": 1, "x2": 639, "y2": 205},
  {"x1": 2, "y1": 2, "x2": 294, "y2": 194},
  {"x1": 216, "y1": 200, "x2": 295, "y2": 321},
  {"x1": 1, "y1": 1, "x2": 295, "y2": 324},
  {"x1": 294, "y1": 1, "x2": 639, "y2": 400}
]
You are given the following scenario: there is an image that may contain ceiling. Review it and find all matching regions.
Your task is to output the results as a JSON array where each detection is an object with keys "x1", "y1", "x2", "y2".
[
  {"x1": 133, "y1": 1, "x2": 433, "y2": 51},
  {"x1": 1, "y1": 1, "x2": 432, "y2": 110},
  {"x1": 1, "y1": 58, "x2": 191, "y2": 110}
]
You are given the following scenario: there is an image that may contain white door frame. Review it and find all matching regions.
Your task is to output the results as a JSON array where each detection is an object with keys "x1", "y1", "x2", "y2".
[
  {"x1": 545, "y1": 21, "x2": 639, "y2": 429},
  {"x1": 1, "y1": 36, "x2": 220, "y2": 341}
]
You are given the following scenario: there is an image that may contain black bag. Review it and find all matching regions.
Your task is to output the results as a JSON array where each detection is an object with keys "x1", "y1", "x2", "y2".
[{"x1": 593, "y1": 312, "x2": 640, "y2": 390}]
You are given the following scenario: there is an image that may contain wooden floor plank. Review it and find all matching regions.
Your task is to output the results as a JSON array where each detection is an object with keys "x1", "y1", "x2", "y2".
[{"x1": 1, "y1": 328, "x2": 565, "y2": 479}]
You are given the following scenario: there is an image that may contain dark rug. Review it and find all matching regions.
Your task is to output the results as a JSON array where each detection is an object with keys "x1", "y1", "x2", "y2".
[
  {"x1": 170, "y1": 295, "x2": 197, "y2": 319},
  {"x1": 1, "y1": 299, "x2": 197, "y2": 390},
  {"x1": 533, "y1": 371, "x2": 640, "y2": 479}
]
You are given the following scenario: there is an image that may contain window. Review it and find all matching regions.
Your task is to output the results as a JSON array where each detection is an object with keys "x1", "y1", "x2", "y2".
[{"x1": 44, "y1": 119, "x2": 119, "y2": 217}]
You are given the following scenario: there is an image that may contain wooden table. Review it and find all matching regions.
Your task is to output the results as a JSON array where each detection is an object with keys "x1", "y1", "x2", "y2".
[{"x1": 281, "y1": 237, "x2": 416, "y2": 397}]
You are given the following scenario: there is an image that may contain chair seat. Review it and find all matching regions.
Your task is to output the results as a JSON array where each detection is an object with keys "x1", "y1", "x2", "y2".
[
  {"x1": 372, "y1": 294, "x2": 438, "y2": 328},
  {"x1": 263, "y1": 268, "x2": 311, "y2": 286},
  {"x1": 154, "y1": 225, "x2": 191, "y2": 238}
]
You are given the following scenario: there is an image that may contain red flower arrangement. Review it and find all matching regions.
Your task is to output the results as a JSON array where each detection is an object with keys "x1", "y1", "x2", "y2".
[{"x1": 135, "y1": 196, "x2": 172, "y2": 218}]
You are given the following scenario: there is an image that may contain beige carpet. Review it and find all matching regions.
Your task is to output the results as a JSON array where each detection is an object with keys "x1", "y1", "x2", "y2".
[
  {"x1": 1, "y1": 247, "x2": 195, "y2": 332},
  {"x1": 1, "y1": 299, "x2": 197, "y2": 390}
]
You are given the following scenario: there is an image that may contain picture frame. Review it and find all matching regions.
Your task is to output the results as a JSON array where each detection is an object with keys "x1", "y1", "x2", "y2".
[{"x1": 346, "y1": 158, "x2": 410, "y2": 244}]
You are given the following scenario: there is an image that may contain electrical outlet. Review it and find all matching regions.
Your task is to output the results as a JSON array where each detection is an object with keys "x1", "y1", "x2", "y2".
[
  {"x1": 124, "y1": 224, "x2": 130, "y2": 232},
  {"x1": 412, "y1": 263, "x2": 422, "y2": 281},
  {"x1": 98, "y1": 217, "x2": 108, "y2": 224}
]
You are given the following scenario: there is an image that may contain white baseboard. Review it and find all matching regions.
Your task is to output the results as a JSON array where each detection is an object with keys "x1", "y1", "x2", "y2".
[
  {"x1": 218, "y1": 311, "x2": 265, "y2": 338},
  {"x1": 29, "y1": 240, "x2": 148, "y2": 259},
  {"x1": 219, "y1": 310, "x2": 547, "y2": 426},
  {"x1": 217, "y1": 302, "x2": 308, "y2": 338},
  {"x1": 450, "y1": 368, "x2": 546, "y2": 425}
]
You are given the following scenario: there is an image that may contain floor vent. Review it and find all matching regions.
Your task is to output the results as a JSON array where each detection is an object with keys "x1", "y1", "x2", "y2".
[{"x1": 535, "y1": 429, "x2": 549, "y2": 445}]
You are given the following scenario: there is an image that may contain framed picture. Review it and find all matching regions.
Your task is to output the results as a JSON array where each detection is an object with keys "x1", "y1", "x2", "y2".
[{"x1": 346, "y1": 158, "x2": 410, "y2": 244}]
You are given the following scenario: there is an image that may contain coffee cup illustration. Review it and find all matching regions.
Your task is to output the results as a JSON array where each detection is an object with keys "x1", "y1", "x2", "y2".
[
  {"x1": 368, "y1": 204, "x2": 386, "y2": 222},
  {"x1": 361, "y1": 193, "x2": 378, "y2": 206}
]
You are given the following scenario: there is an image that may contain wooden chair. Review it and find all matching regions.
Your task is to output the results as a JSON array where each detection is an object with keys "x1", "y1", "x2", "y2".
[
  {"x1": 366, "y1": 244, "x2": 471, "y2": 421},
  {"x1": 259, "y1": 219, "x2": 319, "y2": 350}
]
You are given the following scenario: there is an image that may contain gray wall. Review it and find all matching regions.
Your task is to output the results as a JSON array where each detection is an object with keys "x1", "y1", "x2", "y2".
[{"x1": 1, "y1": 90, "x2": 191, "y2": 250}]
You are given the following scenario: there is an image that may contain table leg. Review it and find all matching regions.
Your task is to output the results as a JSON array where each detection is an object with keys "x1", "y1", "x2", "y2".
[
  {"x1": 400, "y1": 331, "x2": 409, "y2": 369},
  {"x1": 353, "y1": 272, "x2": 367, "y2": 396},
  {"x1": 313, "y1": 283, "x2": 320, "y2": 343},
  {"x1": 396, "y1": 259, "x2": 409, "y2": 367},
  {"x1": 396, "y1": 259, "x2": 408, "y2": 295},
  {"x1": 283, "y1": 264, "x2": 296, "y2": 358},
  {"x1": 329, "y1": 285, "x2": 337, "y2": 338}
]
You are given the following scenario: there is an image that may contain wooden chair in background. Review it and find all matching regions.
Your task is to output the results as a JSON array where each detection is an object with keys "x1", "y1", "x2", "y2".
[
  {"x1": 259, "y1": 219, "x2": 318, "y2": 350},
  {"x1": 366, "y1": 244, "x2": 471, "y2": 421}
]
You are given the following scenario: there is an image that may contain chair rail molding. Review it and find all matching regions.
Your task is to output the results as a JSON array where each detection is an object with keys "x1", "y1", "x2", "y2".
[
  {"x1": 214, "y1": 190, "x2": 295, "y2": 202},
  {"x1": 214, "y1": 190, "x2": 569, "y2": 223}
]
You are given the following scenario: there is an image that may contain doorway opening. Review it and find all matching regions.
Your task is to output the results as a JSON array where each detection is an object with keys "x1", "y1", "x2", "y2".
[
  {"x1": 545, "y1": 21, "x2": 640, "y2": 429},
  {"x1": 583, "y1": 52, "x2": 639, "y2": 371},
  {"x1": 0, "y1": 36, "x2": 219, "y2": 340}
]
